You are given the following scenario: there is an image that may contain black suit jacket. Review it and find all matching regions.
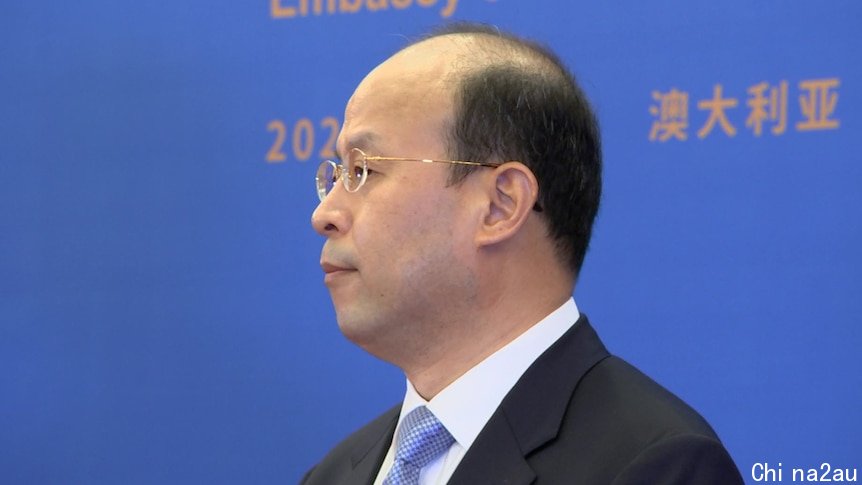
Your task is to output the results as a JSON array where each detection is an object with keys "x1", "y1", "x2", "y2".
[{"x1": 301, "y1": 316, "x2": 743, "y2": 484}]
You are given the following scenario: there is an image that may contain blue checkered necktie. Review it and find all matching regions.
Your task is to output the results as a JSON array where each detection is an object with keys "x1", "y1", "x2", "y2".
[{"x1": 382, "y1": 406, "x2": 455, "y2": 485}]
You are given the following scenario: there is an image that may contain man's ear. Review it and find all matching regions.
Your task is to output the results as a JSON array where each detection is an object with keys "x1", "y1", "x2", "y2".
[{"x1": 476, "y1": 162, "x2": 540, "y2": 247}]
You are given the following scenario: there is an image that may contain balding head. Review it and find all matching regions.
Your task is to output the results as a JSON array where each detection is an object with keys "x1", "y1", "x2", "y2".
[
  {"x1": 313, "y1": 23, "x2": 599, "y2": 395},
  {"x1": 340, "y1": 36, "x2": 460, "y2": 165},
  {"x1": 397, "y1": 24, "x2": 603, "y2": 278}
]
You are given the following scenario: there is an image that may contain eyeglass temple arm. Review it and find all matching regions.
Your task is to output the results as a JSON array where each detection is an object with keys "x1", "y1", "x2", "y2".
[{"x1": 365, "y1": 156, "x2": 500, "y2": 168}]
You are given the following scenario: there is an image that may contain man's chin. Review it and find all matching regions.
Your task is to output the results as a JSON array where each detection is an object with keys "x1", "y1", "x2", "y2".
[
  {"x1": 335, "y1": 313, "x2": 377, "y2": 345},
  {"x1": 335, "y1": 314, "x2": 396, "y2": 359}
]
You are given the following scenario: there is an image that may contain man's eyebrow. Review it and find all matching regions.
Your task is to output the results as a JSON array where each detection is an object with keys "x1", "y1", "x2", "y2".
[{"x1": 339, "y1": 131, "x2": 380, "y2": 159}]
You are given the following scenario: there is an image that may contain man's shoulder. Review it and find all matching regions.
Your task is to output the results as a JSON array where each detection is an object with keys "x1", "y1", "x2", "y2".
[
  {"x1": 559, "y1": 356, "x2": 742, "y2": 484},
  {"x1": 300, "y1": 404, "x2": 399, "y2": 485},
  {"x1": 495, "y1": 315, "x2": 743, "y2": 483},
  {"x1": 532, "y1": 315, "x2": 719, "y2": 441},
  {"x1": 541, "y1": 352, "x2": 743, "y2": 483},
  {"x1": 577, "y1": 354, "x2": 719, "y2": 438}
]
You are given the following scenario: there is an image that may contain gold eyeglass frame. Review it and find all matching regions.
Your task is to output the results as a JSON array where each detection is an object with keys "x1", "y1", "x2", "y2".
[{"x1": 315, "y1": 147, "x2": 502, "y2": 202}]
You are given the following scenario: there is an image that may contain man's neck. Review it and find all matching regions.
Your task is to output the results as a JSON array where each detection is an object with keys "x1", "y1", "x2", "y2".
[{"x1": 403, "y1": 291, "x2": 573, "y2": 399}]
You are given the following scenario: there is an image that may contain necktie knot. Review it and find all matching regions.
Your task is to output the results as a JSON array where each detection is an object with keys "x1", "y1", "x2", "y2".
[{"x1": 383, "y1": 406, "x2": 454, "y2": 485}]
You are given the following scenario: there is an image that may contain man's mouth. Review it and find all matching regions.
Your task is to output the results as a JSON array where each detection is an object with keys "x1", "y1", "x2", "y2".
[
  {"x1": 321, "y1": 262, "x2": 353, "y2": 273},
  {"x1": 321, "y1": 261, "x2": 357, "y2": 283}
]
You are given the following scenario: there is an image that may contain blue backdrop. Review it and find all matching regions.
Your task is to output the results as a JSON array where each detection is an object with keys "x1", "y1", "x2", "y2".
[{"x1": 1, "y1": 1, "x2": 860, "y2": 483}]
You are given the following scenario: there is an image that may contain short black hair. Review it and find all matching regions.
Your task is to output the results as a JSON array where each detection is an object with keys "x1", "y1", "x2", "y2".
[{"x1": 411, "y1": 23, "x2": 602, "y2": 276}]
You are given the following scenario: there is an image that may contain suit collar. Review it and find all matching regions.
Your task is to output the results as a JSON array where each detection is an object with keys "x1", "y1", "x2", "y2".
[
  {"x1": 449, "y1": 315, "x2": 610, "y2": 484},
  {"x1": 347, "y1": 405, "x2": 399, "y2": 485}
]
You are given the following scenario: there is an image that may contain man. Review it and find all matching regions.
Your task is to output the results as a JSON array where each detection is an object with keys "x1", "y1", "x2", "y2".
[{"x1": 305, "y1": 22, "x2": 743, "y2": 484}]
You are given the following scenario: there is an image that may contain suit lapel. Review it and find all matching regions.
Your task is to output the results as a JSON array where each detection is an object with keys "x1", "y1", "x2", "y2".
[
  {"x1": 346, "y1": 406, "x2": 399, "y2": 485},
  {"x1": 449, "y1": 315, "x2": 610, "y2": 485},
  {"x1": 447, "y1": 410, "x2": 535, "y2": 485}
]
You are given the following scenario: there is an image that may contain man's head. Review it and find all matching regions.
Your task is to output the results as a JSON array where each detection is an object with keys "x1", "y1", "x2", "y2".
[
  {"x1": 311, "y1": 23, "x2": 601, "y2": 383},
  {"x1": 429, "y1": 23, "x2": 602, "y2": 275}
]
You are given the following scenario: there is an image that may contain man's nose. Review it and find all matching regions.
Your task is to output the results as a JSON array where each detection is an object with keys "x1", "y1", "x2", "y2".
[{"x1": 311, "y1": 186, "x2": 352, "y2": 237}]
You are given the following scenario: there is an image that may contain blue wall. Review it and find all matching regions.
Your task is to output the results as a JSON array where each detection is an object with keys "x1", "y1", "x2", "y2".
[{"x1": 1, "y1": 1, "x2": 860, "y2": 483}]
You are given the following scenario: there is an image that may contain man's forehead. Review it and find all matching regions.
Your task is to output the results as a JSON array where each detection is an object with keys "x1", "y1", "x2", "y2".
[
  {"x1": 335, "y1": 131, "x2": 379, "y2": 159},
  {"x1": 394, "y1": 33, "x2": 480, "y2": 61},
  {"x1": 359, "y1": 34, "x2": 479, "y2": 92},
  {"x1": 369, "y1": 52, "x2": 449, "y2": 90},
  {"x1": 337, "y1": 39, "x2": 466, "y2": 156}
]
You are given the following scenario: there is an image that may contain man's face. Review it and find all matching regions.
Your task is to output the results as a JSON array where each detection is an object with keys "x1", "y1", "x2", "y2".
[{"x1": 311, "y1": 42, "x2": 479, "y2": 362}]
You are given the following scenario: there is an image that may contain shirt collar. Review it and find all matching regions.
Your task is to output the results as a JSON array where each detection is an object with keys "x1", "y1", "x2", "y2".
[{"x1": 396, "y1": 297, "x2": 580, "y2": 451}]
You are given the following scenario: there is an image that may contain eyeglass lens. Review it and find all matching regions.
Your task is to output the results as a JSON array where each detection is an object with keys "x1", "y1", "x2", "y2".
[
  {"x1": 315, "y1": 160, "x2": 336, "y2": 201},
  {"x1": 316, "y1": 149, "x2": 369, "y2": 201},
  {"x1": 344, "y1": 148, "x2": 365, "y2": 191}
]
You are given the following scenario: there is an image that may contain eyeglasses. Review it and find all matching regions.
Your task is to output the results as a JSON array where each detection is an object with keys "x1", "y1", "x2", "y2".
[{"x1": 315, "y1": 148, "x2": 501, "y2": 201}]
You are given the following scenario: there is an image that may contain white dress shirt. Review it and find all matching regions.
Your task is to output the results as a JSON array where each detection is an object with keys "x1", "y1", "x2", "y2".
[{"x1": 372, "y1": 298, "x2": 580, "y2": 485}]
